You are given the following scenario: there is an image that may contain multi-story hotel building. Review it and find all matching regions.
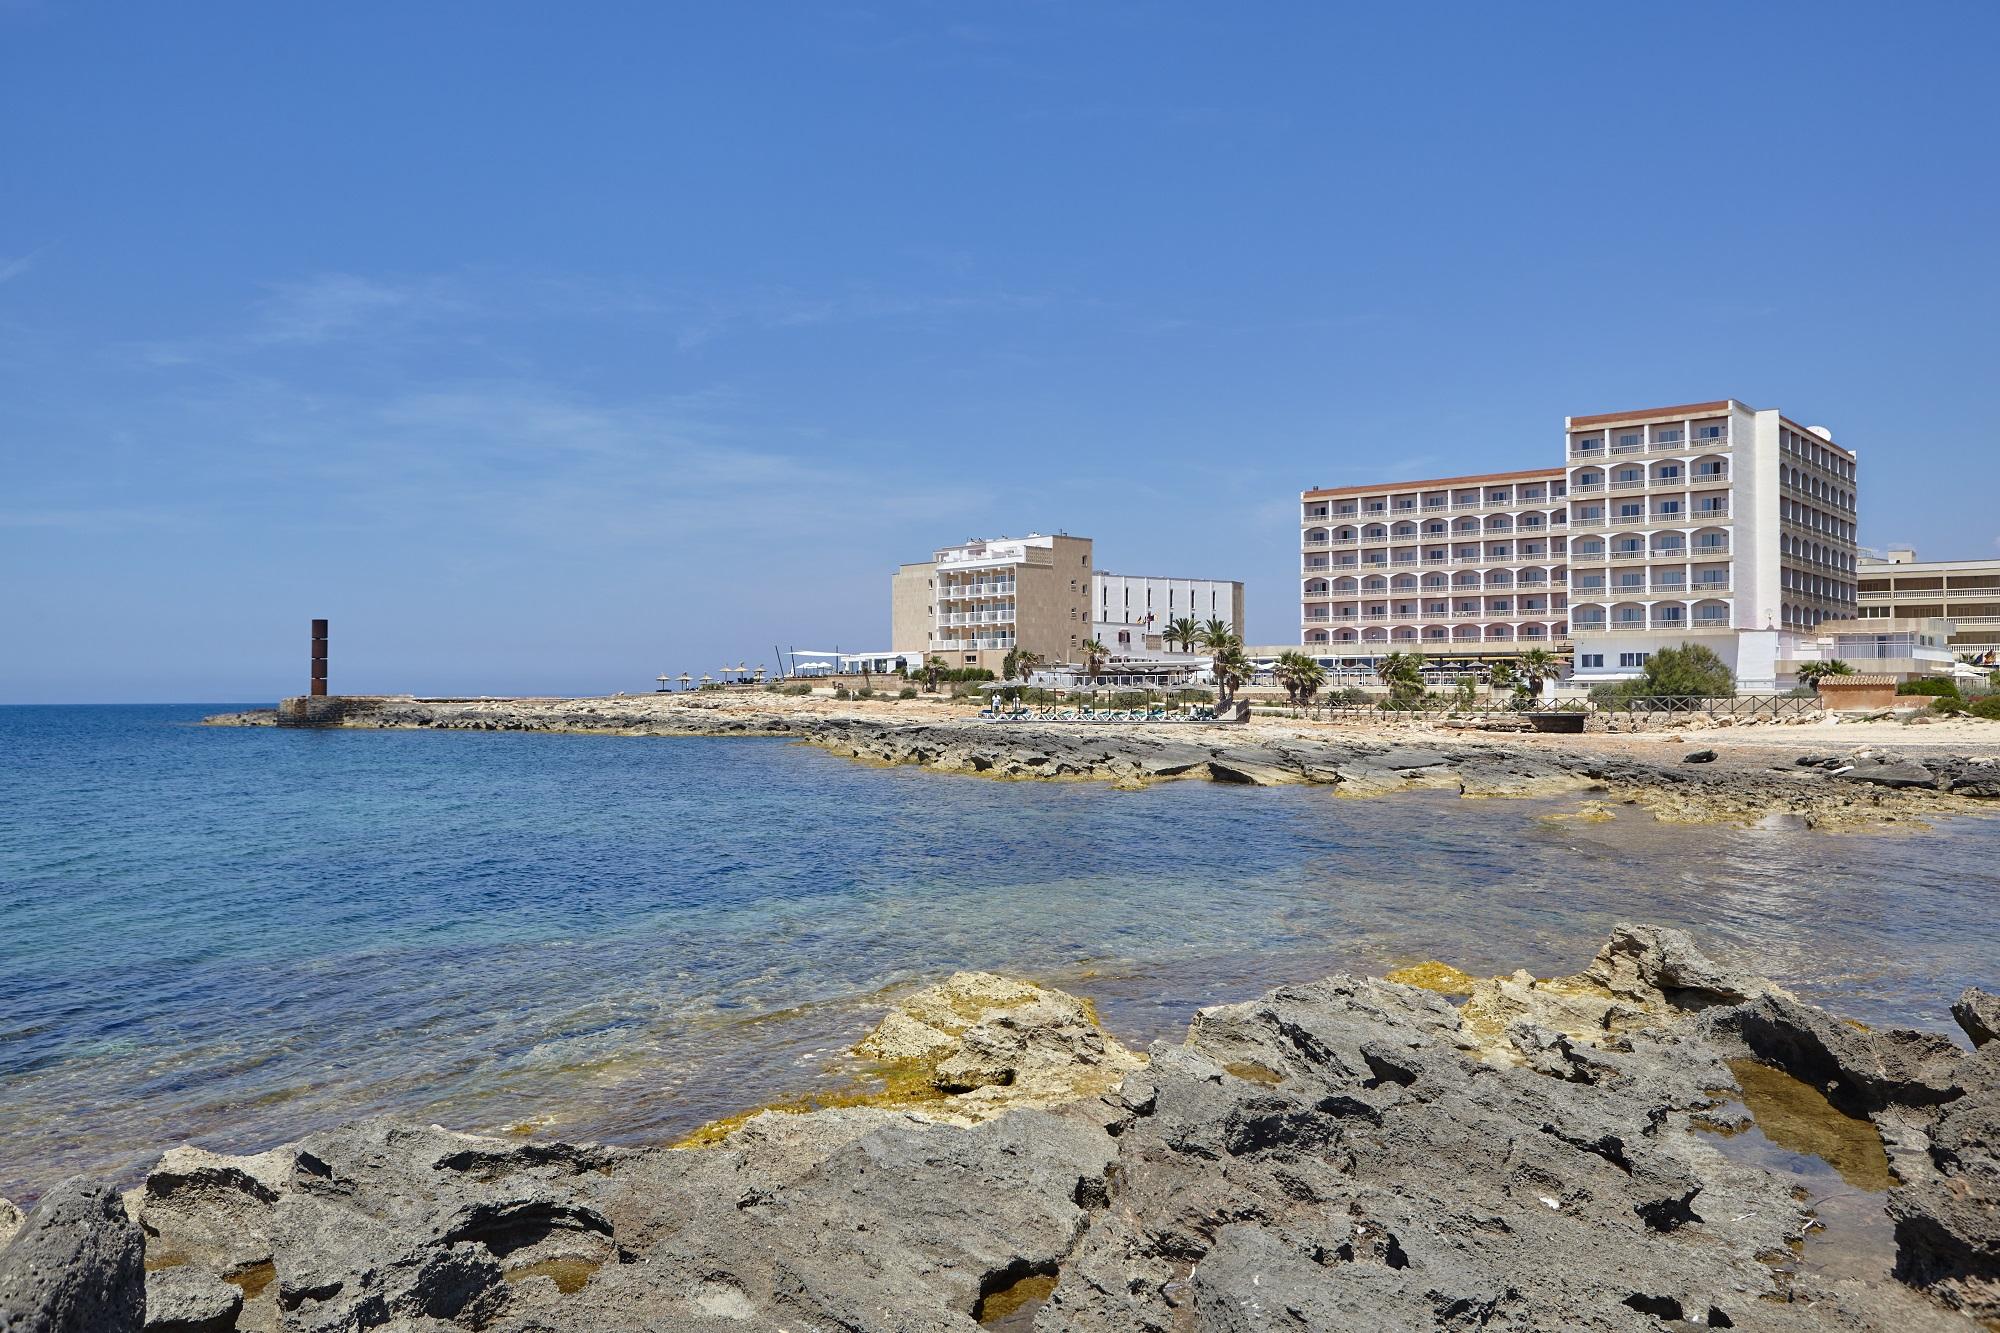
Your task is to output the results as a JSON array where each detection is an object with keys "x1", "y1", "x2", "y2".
[
  {"x1": 1301, "y1": 469, "x2": 1571, "y2": 655},
  {"x1": 893, "y1": 534, "x2": 1243, "y2": 672},
  {"x1": 1302, "y1": 399, "x2": 1860, "y2": 691},
  {"x1": 1857, "y1": 548, "x2": 2000, "y2": 662}
]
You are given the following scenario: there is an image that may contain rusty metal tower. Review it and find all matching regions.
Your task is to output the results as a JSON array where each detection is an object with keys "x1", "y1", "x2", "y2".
[{"x1": 310, "y1": 619, "x2": 328, "y2": 697}]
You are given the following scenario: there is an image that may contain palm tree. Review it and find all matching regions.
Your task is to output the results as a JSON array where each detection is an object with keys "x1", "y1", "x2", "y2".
[
  {"x1": 1197, "y1": 617, "x2": 1232, "y2": 654},
  {"x1": 1275, "y1": 651, "x2": 1326, "y2": 708},
  {"x1": 1014, "y1": 649, "x2": 1043, "y2": 685},
  {"x1": 1374, "y1": 650, "x2": 1425, "y2": 707},
  {"x1": 923, "y1": 654, "x2": 946, "y2": 694},
  {"x1": 1515, "y1": 647, "x2": 1564, "y2": 702},
  {"x1": 1797, "y1": 659, "x2": 1854, "y2": 689},
  {"x1": 1166, "y1": 616, "x2": 1200, "y2": 654},
  {"x1": 1080, "y1": 638, "x2": 1109, "y2": 678},
  {"x1": 1211, "y1": 641, "x2": 1252, "y2": 706}
]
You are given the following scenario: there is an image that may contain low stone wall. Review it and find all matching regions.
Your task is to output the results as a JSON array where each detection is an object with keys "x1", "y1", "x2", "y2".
[{"x1": 275, "y1": 695, "x2": 412, "y2": 728}]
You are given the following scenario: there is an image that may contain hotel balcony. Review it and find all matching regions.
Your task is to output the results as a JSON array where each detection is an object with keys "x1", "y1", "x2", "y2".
[{"x1": 938, "y1": 582, "x2": 1016, "y2": 599}]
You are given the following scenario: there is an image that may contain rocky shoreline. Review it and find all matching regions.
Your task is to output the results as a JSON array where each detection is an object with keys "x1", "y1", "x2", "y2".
[
  {"x1": 200, "y1": 696, "x2": 2000, "y2": 829},
  {"x1": 4, "y1": 927, "x2": 1996, "y2": 1331}
]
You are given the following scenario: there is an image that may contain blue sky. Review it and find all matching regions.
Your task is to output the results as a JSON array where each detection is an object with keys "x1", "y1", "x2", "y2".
[{"x1": 3, "y1": 3, "x2": 1995, "y2": 702}]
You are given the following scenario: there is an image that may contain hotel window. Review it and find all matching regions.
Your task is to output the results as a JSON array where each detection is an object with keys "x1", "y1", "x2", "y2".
[
  {"x1": 1697, "y1": 424, "x2": 1724, "y2": 440},
  {"x1": 1580, "y1": 653, "x2": 1604, "y2": 669},
  {"x1": 1656, "y1": 429, "x2": 1682, "y2": 443},
  {"x1": 1617, "y1": 502, "x2": 1643, "y2": 518},
  {"x1": 1618, "y1": 433, "x2": 1640, "y2": 446},
  {"x1": 1620, "y1": 652, "x2": 1650, "y2": 667}
]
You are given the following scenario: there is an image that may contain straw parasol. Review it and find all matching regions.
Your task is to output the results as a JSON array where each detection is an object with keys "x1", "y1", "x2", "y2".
[{"x1": 677, "y1": 673, "x2": 692, "y2": 688}]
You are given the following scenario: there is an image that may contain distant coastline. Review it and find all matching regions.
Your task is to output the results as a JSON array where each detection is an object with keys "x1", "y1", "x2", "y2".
[{"x1": 203, "y1": 692, "x2": 2000, "y2": 830}]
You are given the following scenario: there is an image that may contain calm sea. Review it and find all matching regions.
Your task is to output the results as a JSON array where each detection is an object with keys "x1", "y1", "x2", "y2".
[{"x1": 2, "y1": 704, "x2": 1996, "y2": 1200}]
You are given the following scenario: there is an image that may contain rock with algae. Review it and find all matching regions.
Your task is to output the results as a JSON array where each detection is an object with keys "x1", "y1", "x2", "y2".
[
  {"x1": 13, "y1": 930, "x2": 2000, "y2": 1332},
  {"x1": 680, "y1": 971, "x2": 1145, "y2": 1148}
]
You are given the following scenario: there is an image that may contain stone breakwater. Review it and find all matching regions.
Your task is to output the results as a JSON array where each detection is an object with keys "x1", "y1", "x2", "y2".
[
  {"x1": 4, "y1": 927, "x2": 1998, "y2": 1331},
  {"x1": 203, "y1": 697, "x2": 2000, "y2": 828}
]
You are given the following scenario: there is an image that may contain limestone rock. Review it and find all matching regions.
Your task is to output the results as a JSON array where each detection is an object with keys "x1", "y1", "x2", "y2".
[
  {"x1": 1838, "y1": 759, "x2": 1942, "y2": 790},
  {"x1": 0, "y1": 1176, "x2": 146, "y2": 1333},
  {"x1": 1888, "y1": 1045, "x2": 2000, "y2": 1320},
  {"x1": 0, "y1": 1202, "x2": 19, "y2": 1250},
  {"x1": 140, "y1": 1266, "x2": 241, "y2": 1333},
  {"x1": 851, "y1": 971, "x2": 1143, "y2": 1116},
  {"x1": 1954, "y1": 987, "x2": 2000, "y2": 1048}
]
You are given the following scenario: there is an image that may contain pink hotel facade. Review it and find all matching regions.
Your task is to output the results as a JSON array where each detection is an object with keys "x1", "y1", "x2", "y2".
[{"x1": 1300, "y1": 400, "x2": 1860, "y2": 691}]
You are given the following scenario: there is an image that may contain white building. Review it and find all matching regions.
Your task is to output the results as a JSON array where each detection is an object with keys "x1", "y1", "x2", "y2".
[
  {"x1": 1092, "y1": 571, "x2": 1245, "y2": 656},
  {"x1": 1301, "y1": 398, "x2": 1860, "y2": 693},
  {"x1": 1565, "y1": 400, "x2": 1857, "y2": 692}
]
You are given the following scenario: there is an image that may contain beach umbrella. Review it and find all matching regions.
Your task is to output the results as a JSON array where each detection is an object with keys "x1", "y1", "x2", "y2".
[
  {"x1": 677, "y1": 673, "x2": 692, "y2": 687},
  {"x1": 699, "y1": 673, "x2": 713, "y2": 684},
  {"x1": 655, "y1": 674, "x2": 670, "y2": 692}
]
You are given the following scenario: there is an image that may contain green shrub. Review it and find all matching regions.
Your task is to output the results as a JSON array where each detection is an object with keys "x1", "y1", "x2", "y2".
[
  {"x1": 833, "y1": 686, "x2": 852, "y2": 700},
  {"x1": 1613, "y1": 643, "x2": 1734, "y2": 705},
  {"x1": 898, "y1": 686, "x2": 917, "y2": 700},
  {"x1": 1898, "y1": 677, "x2": 1959, "y2": 699},
  {"x1": 1970, "y1": 695, "x2": 2000, "y2": 721},
  {"x1": 779, "y1": 681, "x2": 814, "y2": 696},
  {"x1": 855, "y1": 687, "x2": 875, "y2": 700},
  {"x1": 1933, "y1": 695, "x2": 1966, "y2": 715}
]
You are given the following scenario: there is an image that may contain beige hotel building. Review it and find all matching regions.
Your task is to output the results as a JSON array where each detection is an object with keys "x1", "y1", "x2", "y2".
[
  {"x1": 894, "y1": 533, "x2": 1244, "y2": 674},
  {"x1": 1302, "y1": 399, "x2": 1859, "y2": 691}
]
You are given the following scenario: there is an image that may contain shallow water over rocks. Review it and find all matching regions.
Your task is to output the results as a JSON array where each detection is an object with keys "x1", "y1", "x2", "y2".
[{"x1": 4, "y1": 705, "x2": 1999, "y2": 1200}]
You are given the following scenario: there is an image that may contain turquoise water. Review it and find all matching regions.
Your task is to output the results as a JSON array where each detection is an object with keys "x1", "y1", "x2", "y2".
[{"x1": 2, "y1": 704, "x2": 1997, "y2": 1200}]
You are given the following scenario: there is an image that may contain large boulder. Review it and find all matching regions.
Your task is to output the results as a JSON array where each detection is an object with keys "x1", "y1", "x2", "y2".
[
  {"x1": 851, "y1": 971, "x2": 1143, "y2": 1116},
  {"x1": 1954, "y1": 987, "x2": 2000, "y2": 1048},
  {"x1": 1703, "y1": 993, "x2": 1964, "y2": 1113},
  {"x1": 1888, "y1": 1046, "x2": 2000, "y2": 1320},
  {"x1": 0, "y1": 1177, "x2": 145, "y2": 1333},
  {"x1": 1837, "y1": 759, "x2": 1942, "y2": 790}
]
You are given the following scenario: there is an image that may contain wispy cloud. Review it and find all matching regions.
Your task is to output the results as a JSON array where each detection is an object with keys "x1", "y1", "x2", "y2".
[
  {"x1": 0, "y1": 250, "x2": 42, "y2": 284},
  {"x1": 667, "y1": 285, "x2": 1053, "y2": 351},
  {"x1": 249, "y1": 273, "x2": 446, "y2": 345},
  {"x1": 137, "y1": 272, "x2": 470, "y2": 366}
]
